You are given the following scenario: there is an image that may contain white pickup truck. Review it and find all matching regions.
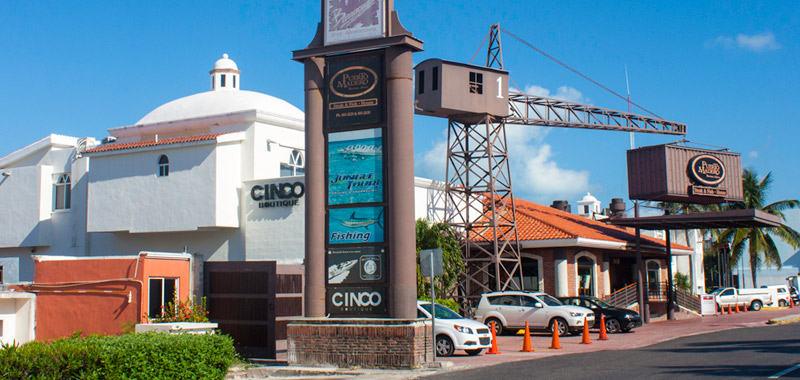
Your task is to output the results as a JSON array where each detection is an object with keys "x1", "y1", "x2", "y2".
[{"x1": 710, "y1": 287, "x2": 771, "y2": 311}]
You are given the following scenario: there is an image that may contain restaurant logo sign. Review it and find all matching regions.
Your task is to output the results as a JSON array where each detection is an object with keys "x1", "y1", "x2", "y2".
[
  {"x1": 689, "y1": 154, "x2": 725, "y2": 186},
  {"x1": 327, "y1": 54, "x2": 383, "y2": 129}
]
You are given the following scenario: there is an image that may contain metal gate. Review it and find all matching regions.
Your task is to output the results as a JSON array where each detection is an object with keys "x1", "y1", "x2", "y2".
[{"x1": 204, "y1": 261, "x2": 276, "y2": 358}]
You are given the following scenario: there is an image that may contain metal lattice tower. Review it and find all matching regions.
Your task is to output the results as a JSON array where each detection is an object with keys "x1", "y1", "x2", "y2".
[{"x1": 445, "y1": 115, "x2": 524, "y2": 307}]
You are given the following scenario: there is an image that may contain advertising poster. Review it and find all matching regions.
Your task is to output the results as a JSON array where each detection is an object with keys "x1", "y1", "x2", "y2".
[
  {"x1": 328, "y1": 129, "x2": 383, "y2": 205},
  {"x1": 328, "y1": 206, "x2": 384, "y2": 244},
  {"x1": 327, "y1": 247, "x2": 385, "y2": 284},
  {"x1": 327, "y1": 286, "x2": 388, "y2": 315},
  {"x1": 326, "y1": 54, "x2": 382, "y2": 129},
  {"x1": 324, "y1": 0, "x2": 385, "y2": 45}
]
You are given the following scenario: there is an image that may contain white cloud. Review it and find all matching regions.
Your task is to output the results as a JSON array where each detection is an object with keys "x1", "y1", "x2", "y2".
[
  {"x1": 707, "y1": 31, "x2": 780, "y2": 52},
  {"x1": 414, "y1": 139, "x2": 448, "y2": 181},
  {"x1": 749, "y1": 151, "x2": 759, "y2": 159},
  {"x1": 523, "y1": 84, "x2": 589, "y2": 103}
]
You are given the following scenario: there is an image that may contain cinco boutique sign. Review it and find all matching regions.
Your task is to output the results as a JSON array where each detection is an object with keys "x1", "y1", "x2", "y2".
[
  {"x1": 327, "y1": 55, "x2": 383, "y2": 129},
  {"x1": 326, "y1": 286, "x2": 387, "y2": 315},
  {"x1": 251, "y1": 181, "x2": 305, "y2": 208}
]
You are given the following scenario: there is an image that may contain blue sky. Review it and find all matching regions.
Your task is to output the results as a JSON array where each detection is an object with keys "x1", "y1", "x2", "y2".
[{"x1": 2, "y1": 1, "x2": 799, "y2": 262}]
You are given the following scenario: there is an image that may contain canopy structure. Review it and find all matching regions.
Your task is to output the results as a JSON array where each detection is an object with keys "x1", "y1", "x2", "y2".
[{"x1": 607, "y1": 209, "x2": 782, "y2": 230}]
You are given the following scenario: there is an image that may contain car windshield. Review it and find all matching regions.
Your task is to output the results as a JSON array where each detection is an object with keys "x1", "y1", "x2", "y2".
[
  {"x1": 420, "y1": 303, "x2": 462, "y2": 319},
  {"x1": 709, "y1": 288, "x2": 725, "y2": 296},
  {"x1": 589, "y1": 298, "x2": 614, "y2": 308},
  {"x1": 537, "y1": 294, "x2": 563, "y2": 306}
]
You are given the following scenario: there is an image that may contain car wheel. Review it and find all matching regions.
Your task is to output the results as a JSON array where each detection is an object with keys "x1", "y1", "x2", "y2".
[
  {"x1": 436, "y1": 335, "x2": 455, "y2": 357},
  {"x1": 549, "y1": 317, "x2": 568, "y2": 337},
  {"x1": 751, "y1": 300, "x2": 762, "y2": 311},
  {"x1": 465, "y1": 349, "x2": 483, "y2": 356},
  {"x1": 605, "y1": 318, "x2": 622, "y2": 333},
  {"x1": 486, "y1": 318, "x2": 504, "y2": 336},
  {"x1": 779, "y1": 300, "x2": 787, "y2": 307}
]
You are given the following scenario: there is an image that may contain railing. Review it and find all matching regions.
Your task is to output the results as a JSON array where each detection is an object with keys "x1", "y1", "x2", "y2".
[
  {"x1": 604, "y1": 283, "x2": 638, "y2": 308},
  {"x1": 604, "y1": 282, "x2": 701, "y2": 313}
]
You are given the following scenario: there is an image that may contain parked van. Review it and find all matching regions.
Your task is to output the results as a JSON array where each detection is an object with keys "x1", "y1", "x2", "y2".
[{"x1": 760, "y1": 285, "x2": 791, "y2": 307}]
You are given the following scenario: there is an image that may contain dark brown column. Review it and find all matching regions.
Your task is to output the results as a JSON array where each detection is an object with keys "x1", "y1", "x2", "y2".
[
  {"x1": 304, "y1": 56, "x2": 326, "y2": 317},
  {"x1": 385, "y1": 45, "x2": 416, "y2": 319}
]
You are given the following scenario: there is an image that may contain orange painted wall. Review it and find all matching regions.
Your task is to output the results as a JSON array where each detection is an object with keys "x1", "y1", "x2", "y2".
[{"x1": 30, "y1": 255, "x2": 190, "y2": 340}]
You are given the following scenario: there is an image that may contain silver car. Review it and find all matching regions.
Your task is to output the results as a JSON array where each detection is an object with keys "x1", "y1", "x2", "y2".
[{"x1": 473, "y1": 291, "x2": 594, "y2": 336}]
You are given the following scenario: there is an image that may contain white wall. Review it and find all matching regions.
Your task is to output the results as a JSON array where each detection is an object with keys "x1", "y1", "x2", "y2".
[
  {"x1": 0, "y1": 293, "x2": 35, "y2": 345},
  {"x1": 0, "y1": 165, "x2": 53, "y2": 248},
  {"x1": 87, "y1": 142, "x2": 237, "y2": 233}
]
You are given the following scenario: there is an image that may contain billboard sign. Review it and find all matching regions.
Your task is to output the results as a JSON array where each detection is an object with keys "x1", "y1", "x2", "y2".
[
  {"x1": 328, "y1": 129, "x2": 383, "y2": 205},
  {"x1": 327, "y1": 54, "x2": 383, "y2": 129},
  {"x1": 328, "y1": 206, "x2": 384, "y2": 244},
  {"x1": 324, "y1": 0, "x2": 385, "y2": 45},
  {"x1": 327, "y1": 246, "x2": 385, "y2": 284},
  {"x1": 327, "y1": 286, "x2": 388, "y2": 315}
]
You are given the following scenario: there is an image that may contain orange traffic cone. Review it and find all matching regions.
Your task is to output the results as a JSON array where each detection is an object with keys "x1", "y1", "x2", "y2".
[
  {"x1": 520, "y1": 321, "x2": 533, "y2": 352},
  {"x1": 598, "y1": 314, "x2": 608, "y2": 341},
  {"x1": 743, "y1": 303, "x2": 748, "y2": 312},
  {"x1": 790, "y1": 298, "x2": 795, "y2": 308},
  {"x1": 580, "y1": 316, "x2": 592, "y2": 344},
  {"x1": 548, "y1": 321, "x2": 562, "y2": 349},
  {"x1": 735, "y1": 303, "x2": 740, "y2": 313},
  {"x1": 726, "y1": 304, "x2": 732, "y2": 314},
  {"x1": 487, "y1": 321, "x2": 501, "y2": 354}
]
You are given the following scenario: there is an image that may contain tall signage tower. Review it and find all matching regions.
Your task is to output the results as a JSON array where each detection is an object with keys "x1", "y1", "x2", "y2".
[{"x1": 293, "y1": 1, "x2": 423, "y2": 320}]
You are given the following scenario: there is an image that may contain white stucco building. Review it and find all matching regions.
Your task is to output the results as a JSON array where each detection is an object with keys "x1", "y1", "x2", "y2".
[{"x1": 0, "y1": 54, "x2": 446, "y2": 285}]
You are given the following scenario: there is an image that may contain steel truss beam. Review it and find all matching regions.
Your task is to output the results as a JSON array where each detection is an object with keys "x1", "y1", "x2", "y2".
[
  {"x1": 445, "y1": 116, "x2": 523, "y2": 310},
  {"x1": 507, "y1": 92, "x2": 687, "y2": 135}
]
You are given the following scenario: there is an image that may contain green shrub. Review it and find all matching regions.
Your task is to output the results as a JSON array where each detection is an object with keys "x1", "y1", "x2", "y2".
[{"x1": 0, "y1": 332, "x2": 235, "y2": 380}]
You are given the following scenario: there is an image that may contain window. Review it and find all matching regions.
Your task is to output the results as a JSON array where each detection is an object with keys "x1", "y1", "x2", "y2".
[
  {"x1": 158, "y1": 155, "x2": 169, "y2": 177},
  {"x1": 233, "y1": 75, "x2": 236, "y2": 88},
  {"x1": 576, "y1": 254, "x2": 596, "y2": 296},
  {"x1": 432, "y1": 66, "x2": 439, "y2": 91},
  {"x1": 0, "y1": 265, "x2": 3, "y2": 283},
  {"x1": 280, "y1": 149, "x2": 305, "y2": 177},
  {"x1": 647, "y1": 260, "x2": 661, "y2": 293},
  {"x1": 221, "y1": 74, "x2": 226, "y2": 87},
  {"x1": 469, "y1": 71, "x2": 483, "y2": 94},
  {"x1": 583, "y1": 205, "x2": 590, "y2": 214},
  {"x1": 488, "y1": 295, "x2": 518, "y2": 306},
  {"x1": 148, "y1": 278, "x2": 178, "y2": 318},
  {"x1": 211, "y1": 75, "x2": 215, "y2": 89},
  {"x1": 418, "y1": 70, "x2": 425, "y2": 94},
  {"x1": 521, "y1": 257, "x2": 540, "y2": 291},
  {"x1": 53, "y1": 173, "x2": 71, "y2": 210}
]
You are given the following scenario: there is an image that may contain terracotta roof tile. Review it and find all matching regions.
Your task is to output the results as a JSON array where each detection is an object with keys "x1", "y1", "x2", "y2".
[
  {"x1": 471, "y1": 196, "x2": 691, "y2": 251},
  {"x1": 83, "y1": 132, "x2": 230, "y2": 154}
]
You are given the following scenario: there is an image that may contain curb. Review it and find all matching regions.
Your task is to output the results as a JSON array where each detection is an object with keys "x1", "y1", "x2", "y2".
[{"x1": 766, "y1": 314, "x2": 800, "y2": 325}]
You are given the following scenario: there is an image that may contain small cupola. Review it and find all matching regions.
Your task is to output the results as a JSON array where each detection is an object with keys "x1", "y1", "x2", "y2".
[{"x1": 210, "y1": 54, "x2": 241, "y2": 91}]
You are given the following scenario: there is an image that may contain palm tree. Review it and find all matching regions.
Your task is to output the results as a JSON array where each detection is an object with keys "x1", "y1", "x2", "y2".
[{"x1": 718, "y1": 168, "x2": 800, "y2": 287}]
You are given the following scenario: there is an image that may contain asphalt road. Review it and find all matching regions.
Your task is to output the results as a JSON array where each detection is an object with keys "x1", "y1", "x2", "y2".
[{"x1": 423, "y1": 323, "x2": 800, "y2": 380}]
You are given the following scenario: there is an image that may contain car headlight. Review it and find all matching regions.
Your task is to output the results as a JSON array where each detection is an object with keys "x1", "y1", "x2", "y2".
[
  {"x1": 454, "y1": 325, "x2": 474, "y2": 334},
  {"x1": 569, "y1": 312, "x2": 583, "y2": 317}
]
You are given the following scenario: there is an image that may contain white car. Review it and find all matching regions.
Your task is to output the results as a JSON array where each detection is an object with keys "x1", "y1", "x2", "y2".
[
  {"x1": 473, "y1": 291, "x2": 595, "y2": 336},
  {"x1": 417, "y1": 301, "x2": 492, "y2": 357},
  {"x1": 761, "y1": 285, "x2": 792, "y2": 307}
]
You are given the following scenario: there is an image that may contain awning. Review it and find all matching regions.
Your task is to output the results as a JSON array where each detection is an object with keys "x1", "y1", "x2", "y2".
[{"x1": 607, "y1": 209, "x2": 782, "y2": 230}]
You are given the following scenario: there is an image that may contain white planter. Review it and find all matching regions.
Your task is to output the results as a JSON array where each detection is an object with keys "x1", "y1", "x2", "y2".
[{"x1": 135, "y1": 322, "x2": 218, "y2": 334}]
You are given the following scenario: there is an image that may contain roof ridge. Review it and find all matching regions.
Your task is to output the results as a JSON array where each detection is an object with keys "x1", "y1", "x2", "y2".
[{"x1": 83, "y1": 132, "x2": 231, "y2": 154}]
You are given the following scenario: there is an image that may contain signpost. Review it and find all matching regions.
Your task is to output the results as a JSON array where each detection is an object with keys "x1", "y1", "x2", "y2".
[{"x1": 420, "y1": 248, "x2": 443, "y2": 362}]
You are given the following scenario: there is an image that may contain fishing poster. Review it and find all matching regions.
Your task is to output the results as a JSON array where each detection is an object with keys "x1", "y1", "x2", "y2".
[
  {"x1": 327, "y1": 246, "x2": 385, "y2": 285},
  {"x1": 328, "y1": 129, "x2": 383, "y2": 205},
  {"x1": 328, "y1": 206, "x2": 384, "y2": 244}
]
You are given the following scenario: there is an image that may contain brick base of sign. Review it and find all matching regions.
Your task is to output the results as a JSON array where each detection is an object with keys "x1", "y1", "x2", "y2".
[{"x1": 287, "y1": 318, "x2": 433, "y2": 369}]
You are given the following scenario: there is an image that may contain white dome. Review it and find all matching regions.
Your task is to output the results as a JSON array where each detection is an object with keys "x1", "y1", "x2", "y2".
[
  {"x1": 579, "y1": 193, "x2": 599, "y2": 203},
  {"x1": 136, "y1": 90, "x2": 303, "y2": 125},
  {"x1": 214, "y1": 54, "x2": 238, "y2": 71}
]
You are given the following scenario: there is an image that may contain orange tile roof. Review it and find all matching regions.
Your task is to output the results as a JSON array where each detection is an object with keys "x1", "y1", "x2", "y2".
[
  {"x1": 83, "y1": 133, "x2": 230, "y2": 154},
  {"x1": 471, "y1": 196, "x2": 691, "y2": 251}
]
